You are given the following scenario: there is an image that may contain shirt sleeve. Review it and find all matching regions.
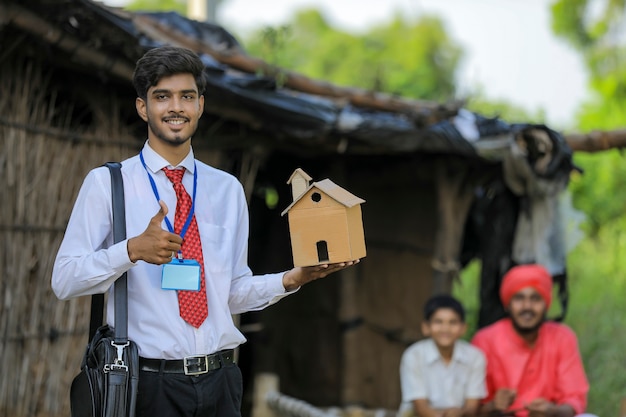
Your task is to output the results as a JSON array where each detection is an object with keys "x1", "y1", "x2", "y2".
[
  {"x1": 554, "y1": 328, "x2": 589, "y2": 414},
  {"x1": 51, "y1": 168, "x2": 134, "y2": 299},
  {"x1": 227, "y1": 180, "x2": 296, "y2": 313},
  {"x1": 400, "y1": 345, "x2": 428, "y2": 402},
  {"x1": 465, "y1": 347, "x2": 487, "y2": 400}
]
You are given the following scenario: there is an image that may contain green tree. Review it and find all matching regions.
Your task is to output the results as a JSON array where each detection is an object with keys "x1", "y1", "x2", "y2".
[
  {"x1": 550, "y1": 0, "x2": 626, "y2": 235},
  {"x1": 242, "y1": 9, "x2": 463, "y2": 102},
  {"x1": 549, "y1": 3, "x2": 626, "y2": 417},
  {"x1": 124, "y1": 0, "x2": 186, "y2": 14},
  {"x1": 551, "y1": 0, "x2": 626, "y2": 131}
]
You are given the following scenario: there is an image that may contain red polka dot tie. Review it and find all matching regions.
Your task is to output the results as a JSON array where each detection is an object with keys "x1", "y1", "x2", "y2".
[{"x1": 163, "y1": 168, "x2": 208, "y2": 328}]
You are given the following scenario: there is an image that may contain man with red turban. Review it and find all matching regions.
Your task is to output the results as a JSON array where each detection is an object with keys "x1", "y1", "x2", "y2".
[{"x1": 471, "y1": 264, "x2": 590, "y2": 417}]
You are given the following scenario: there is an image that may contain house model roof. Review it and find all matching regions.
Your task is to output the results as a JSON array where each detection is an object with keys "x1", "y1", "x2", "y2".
[
  {"x1": 287, "y1": 168, "x2": 313, "y2": 184},
  {"x1": 281, "y1": 179, "x2": 366, "y2": 216}
]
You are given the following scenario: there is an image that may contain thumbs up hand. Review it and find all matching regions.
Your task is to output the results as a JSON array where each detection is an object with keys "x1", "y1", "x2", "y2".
[{"x1": 127, "y1": 201, "x2": 183, "y2": 264}]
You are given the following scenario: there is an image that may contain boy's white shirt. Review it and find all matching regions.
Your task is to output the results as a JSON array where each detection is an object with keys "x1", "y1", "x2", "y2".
[{"x1": 399, "y1": 338, "x2": 486, "y2": 413}]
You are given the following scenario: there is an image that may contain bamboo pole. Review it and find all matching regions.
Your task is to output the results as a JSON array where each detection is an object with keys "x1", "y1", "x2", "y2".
[
  {"x1": 7, "y1": 2, "x2": 626, "y2": 154},
  {"x1": 8, "y1": 2, "x2": 626, "y2": 153},
  {"x1": 131, "y1": 14, "x2": 461, "y2": 121},
  {"x1": 564, "y1": 129, "x2": 626, "y2": 153},
  {"x1": 431, "y1": 160, "x2": 476, "y2": 294},
  {"x1": 0, "y1": 3, "x2": 135, "y2": 81},
  {"x1": 251, "y1": 373, "x2": 280, "y2": 417}
]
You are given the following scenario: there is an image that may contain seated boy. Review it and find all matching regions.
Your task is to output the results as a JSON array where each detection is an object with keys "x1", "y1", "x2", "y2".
[{"x1": 399, "y1": 295, "x2": 486, "y2": 417}]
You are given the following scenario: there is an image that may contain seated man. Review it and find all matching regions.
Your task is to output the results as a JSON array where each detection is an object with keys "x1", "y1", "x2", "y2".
[{"x1": 471, "y1": 264, "x2": 590, "y2": 417}]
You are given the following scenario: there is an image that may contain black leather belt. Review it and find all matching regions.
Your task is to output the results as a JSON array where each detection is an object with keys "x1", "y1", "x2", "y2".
[{"x1": 139, "y1": 349, "x2": 235, "y2": 376}]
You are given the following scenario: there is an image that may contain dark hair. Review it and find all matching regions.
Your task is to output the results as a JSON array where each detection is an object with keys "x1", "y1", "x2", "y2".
[
  {"x1": 132, "y1": 45, "x2": 207, "y2": 99},
  {"x1": 423, "y1": 294, "x2": 465, "y2": 322}
]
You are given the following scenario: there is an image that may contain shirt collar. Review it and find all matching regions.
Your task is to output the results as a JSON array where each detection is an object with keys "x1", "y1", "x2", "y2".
[
  {"x1": 423, "y1": 338, "x2": 468, "y2": 365},
  {"x1": 451, "y1": 341, "x2": 470, "y2": 364},
  {"x1": 142, "y1": 140, "x2": 196, "y2": 174}
]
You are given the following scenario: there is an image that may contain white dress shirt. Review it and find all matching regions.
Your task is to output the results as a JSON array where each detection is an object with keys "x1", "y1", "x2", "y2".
[
  {"x1": 52, "y1": 142, "x2": 294, "y2": 359},
  {"x1": 399, "y1": 338, "x2": 486, "y2": 409}
]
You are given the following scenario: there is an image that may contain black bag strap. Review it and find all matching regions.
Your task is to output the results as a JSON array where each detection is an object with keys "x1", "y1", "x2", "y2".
[
  {"x1": 87, "y1": 162, "x2": 128, "y2": 344},
  {"x1": 88, "y1": 293, "x2": 104, "y2": 341}
]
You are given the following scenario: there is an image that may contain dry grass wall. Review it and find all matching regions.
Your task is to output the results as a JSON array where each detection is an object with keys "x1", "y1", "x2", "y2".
[{"x1": 0, "y1": 57, "x2": 136, "y2": 417}]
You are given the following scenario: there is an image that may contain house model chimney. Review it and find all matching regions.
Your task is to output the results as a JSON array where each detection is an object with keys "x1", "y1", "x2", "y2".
[{"x1": 287, "y1": 168, "x2": 313, "y2": 201}]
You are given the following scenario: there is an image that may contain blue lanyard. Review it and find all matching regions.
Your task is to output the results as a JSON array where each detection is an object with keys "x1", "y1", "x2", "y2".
[{"x1": 139, "y1": 151, "x2": 197, "y2": 242}]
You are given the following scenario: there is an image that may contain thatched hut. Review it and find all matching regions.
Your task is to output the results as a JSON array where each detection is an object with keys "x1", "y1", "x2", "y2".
[{"x1": 0, "y1": 1, "x2": 589, "y2": 415}]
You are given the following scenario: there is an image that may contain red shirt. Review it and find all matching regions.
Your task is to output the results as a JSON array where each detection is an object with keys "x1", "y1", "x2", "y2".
[{"x1": 471, "y1": 319, "x2": 588, "y2": 416}]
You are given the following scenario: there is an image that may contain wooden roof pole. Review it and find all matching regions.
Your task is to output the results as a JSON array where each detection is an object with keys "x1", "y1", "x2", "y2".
[
  {"x1": 6, "y1": 4, "x2": 625, "y2": 150},
  {"x1": 564, "y1": 129, "x2": 626, "y2": 153},
  {"x1": 131, "y1": 14, "x2": 462, "y2": 120},
  {"x1": 117, "y1": 16, "x2": 626, "y2": 147},
  {"x1": 431, "y1": 161, "x2": 476, "y2": 295},
  {"x1": 1, "y1": 3, "x2": 135, "y2": 81}
]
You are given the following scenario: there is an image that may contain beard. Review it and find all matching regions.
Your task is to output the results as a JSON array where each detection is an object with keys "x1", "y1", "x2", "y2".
[
  {"x1": 511, "y1": 310, "x2": 546, "y2": 335},
  {"x1": 147, "y1": 116, "x2": 194, "y2": 146}
]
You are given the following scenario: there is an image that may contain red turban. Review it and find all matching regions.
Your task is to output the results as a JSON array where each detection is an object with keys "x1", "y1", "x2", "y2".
[{"x1": 500, "y1": 264, "x2": 552, "y2": 308}]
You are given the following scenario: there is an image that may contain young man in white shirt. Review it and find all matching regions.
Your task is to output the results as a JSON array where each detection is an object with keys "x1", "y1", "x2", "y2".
[{"x1": 52, "y1": 45, "x2": 357, "y2": 417}]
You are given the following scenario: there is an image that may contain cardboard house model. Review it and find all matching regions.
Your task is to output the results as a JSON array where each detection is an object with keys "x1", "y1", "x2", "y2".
[{"x1": 281, "y1": 168, "x2": 367, "y2": 267}]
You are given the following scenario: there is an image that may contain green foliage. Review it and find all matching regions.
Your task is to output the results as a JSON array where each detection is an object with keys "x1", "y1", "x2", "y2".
[
  {"x1": 453, "y1": 260, "x2": 481, "y2": 341},
  {"x1": 550, "y1": 0, "x2": 626, "y2": 239},
  {"x1": 550, "y1": 0, "x2": 594, "y2": 48},
  {"x1": 565, "y1": 216, "x2": 626, "y2": 417},
  {"x1": 569, "y1": 151, "x2": 626, "y2": 236},
  {"x1": 124, "y1": 0, "x2": 186, "y2": 14},
  {"x1": 551, "y1": 0, "x2": 626, "y2": 48},
  {"x1": 551, "y1": 0, "x2": 626, "y2": 129},
  {"x1": 518, "y1": 4, "x2": 626, "y2": 414},
  {"x1": 242, "y1": 9, "x2": 463, "y2": 102}
]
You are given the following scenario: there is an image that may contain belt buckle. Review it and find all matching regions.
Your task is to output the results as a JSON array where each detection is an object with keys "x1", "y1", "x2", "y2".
[{"x1": 183, "y1": 355, "x2": 209, "y2": 376}]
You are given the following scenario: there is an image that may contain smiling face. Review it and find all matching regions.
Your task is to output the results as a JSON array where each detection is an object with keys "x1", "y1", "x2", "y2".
[
  {"x1": 135, "y1": 72, "x2": 204, "y2": 157},
  {"x1": 421, "y1": 307, "x2": 466, "y2": 351},
  {"x1": 508, "y1": 287, "x2": 547, "y2": 335}
]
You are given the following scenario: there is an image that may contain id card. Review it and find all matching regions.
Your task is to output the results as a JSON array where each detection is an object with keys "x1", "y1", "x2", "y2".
[{"x1": 161, "y1": 259, "x2": 201, "y2": 291}]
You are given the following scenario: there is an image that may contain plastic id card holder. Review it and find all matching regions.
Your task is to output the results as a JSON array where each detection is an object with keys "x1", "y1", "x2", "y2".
[{"x1": 161, "y1": 259, "x2": 201, "y2": 291}]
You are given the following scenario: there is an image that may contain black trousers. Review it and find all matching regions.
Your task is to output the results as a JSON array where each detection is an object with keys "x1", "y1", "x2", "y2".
[{"x1": 136, "y1": 363, "x2": 243, "y2": 417}]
